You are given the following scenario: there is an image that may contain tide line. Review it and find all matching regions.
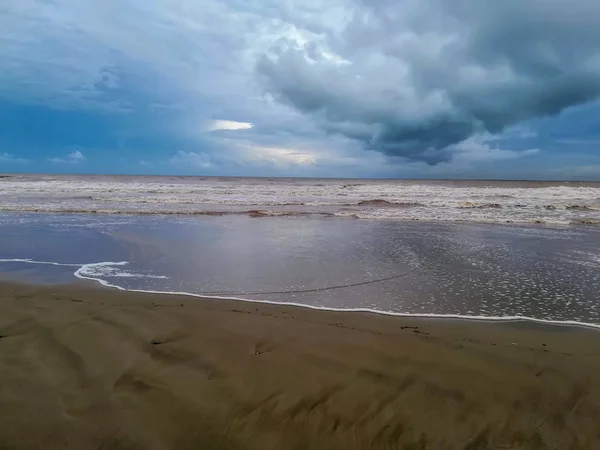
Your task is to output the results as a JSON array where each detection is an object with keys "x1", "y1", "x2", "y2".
[
  {"x1": 3, "y1": 257, "x2": 599, "y2": 331},
  {"x1": 0, "y1": 258, "x2": 82, "y2": 267},
  {"x1": 72, "y1": 260, "x2": 600, "y2": 331}
]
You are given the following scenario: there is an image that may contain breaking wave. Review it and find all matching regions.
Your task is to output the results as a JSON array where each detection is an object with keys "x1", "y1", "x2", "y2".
[{"x1": 1, "y1": 175, "x2": 599, "y2": 225}]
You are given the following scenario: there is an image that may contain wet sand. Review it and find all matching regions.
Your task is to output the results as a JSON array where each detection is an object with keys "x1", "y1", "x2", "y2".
[{"x1": 1, "y1": 281, "x2": 599, "y2": 449}]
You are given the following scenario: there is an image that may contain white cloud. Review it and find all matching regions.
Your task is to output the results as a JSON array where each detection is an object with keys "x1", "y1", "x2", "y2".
[
  {"x1": 387, "y1": 137, "x2": 544, "y2": 179},
  {"x1": 49, "y1": 150, "x2": 86, "y2": 164},
  {"x1": 0, "y1": 152, "x2": 29, "y2": 163},
  {"x1": 240, "y1": 145, "x2": 316, "y2": 166},
  {"x1": 486, "y1": 126, "x2": 538, "y2": 141},
  {"x1": 168, "y1": 140, "x2": 361, "y2": 174},
  {"x1": 544, "y1": 164, "x2": 600, "y2": 181},
  {"x1": 0, "y1": 0, "x2": 283, "y2": 109},
  {"x1": 450, "y1": 138, "x2": 540, "y2": 165},
  {"x1": 207, "y1": 120, "x2": 253, "y2": 131},
  {"x1": 169, "y1": 151, "x2": 212, "y2": 169}
]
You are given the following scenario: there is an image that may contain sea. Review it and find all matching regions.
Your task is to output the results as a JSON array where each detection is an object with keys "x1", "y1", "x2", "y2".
[{"x1": 1, "y1": 174, "x2": 600, "y2": 327}]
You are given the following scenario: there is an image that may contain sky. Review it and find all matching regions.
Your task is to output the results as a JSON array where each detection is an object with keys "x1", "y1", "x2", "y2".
[{"x1": 1, "y1": 0, "x2": 600, "y2": 179}]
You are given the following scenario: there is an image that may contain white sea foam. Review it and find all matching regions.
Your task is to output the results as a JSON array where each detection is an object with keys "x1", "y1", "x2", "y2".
[
  {"x1": 1, "y1": 175, "x2": 600, "y2": 224},
  {"x1": 74, "y1": 261, "x2": 131, "y2": 288},
  {"x1": 1, "y1": 257, "x2": 599, "y2": 330},
  {"x1": 0, "y1": 258, "x2": 81, "y2": 267},
  {"x1": 75, "y1": 261, "x2": 169, "y2": 280},
  {"x1": 75, "y1": 261, "x2": 168, "y2": 281},
  {"x1": 0, "y1": 259, "x2": 167, "y2": 283}
]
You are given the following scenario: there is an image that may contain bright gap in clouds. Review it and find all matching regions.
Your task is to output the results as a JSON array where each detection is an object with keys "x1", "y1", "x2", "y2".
[
  {"x1": 207, "y1": 120, "x2": 253, "y2": 131},
  {"x1": 247, "y1": 146, "x2": 317, "y2": 166}
]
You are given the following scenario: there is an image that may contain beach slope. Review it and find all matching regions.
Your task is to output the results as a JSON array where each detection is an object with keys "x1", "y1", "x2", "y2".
[{"x1": 1, "y1": 281, "x2": 599, "y2": 449}]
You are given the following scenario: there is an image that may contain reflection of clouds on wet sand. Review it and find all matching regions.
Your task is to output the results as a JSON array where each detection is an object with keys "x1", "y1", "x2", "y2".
[{"x1": 0, "y1": 213, "x2": 599, "y2": 326}]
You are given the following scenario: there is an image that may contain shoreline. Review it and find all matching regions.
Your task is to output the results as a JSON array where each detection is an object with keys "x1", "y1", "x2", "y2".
[
  {"x1": 74, "y1": 279, "x2": 600, "y2": 333},
  {"x1": 69, "y1": 276, "x2": 600, "y2": 331},
  {"x1": 40, "y1": 258, "x2": 600, "y2": 331},
  {"x1": 1, "y1": 279, "x2": 600, "y2": 448},
  {"x1": 2, "y1": 258, "x2": 599, "y2": 330},
  {"x1": 3, "y1": 277, "x2": 600, "y2": 342},
  {"x1": 81, "y1": 280, "x2": 600, "y2": 332},
  {"x1": 2, "y1": 256, "x2": 599, "y2": 330}
]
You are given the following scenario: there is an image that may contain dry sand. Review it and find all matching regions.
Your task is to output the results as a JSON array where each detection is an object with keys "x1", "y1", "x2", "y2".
[{"x1": 0, "y1": 280, "x2": 599, "y2": 449}]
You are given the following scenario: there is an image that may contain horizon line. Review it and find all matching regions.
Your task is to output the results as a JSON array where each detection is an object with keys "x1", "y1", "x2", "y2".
[{"x1": 1, "y1": 172, "x2": 600, "y2": 184}]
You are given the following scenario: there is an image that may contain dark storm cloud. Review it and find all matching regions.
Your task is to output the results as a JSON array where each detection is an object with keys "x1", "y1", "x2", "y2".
[{"x1": 257, "y1": 0, "x2": 600, "y2": 163}]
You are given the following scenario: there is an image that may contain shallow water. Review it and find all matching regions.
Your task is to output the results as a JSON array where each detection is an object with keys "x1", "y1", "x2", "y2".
[{"x1": 1, "y1": 212, "x2": 599, "y2": 326}]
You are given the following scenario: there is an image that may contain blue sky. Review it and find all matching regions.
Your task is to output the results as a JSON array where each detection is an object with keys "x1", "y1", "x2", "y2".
[{"x1": 1, "y1": 0, "x2": 600, "y2": 179}]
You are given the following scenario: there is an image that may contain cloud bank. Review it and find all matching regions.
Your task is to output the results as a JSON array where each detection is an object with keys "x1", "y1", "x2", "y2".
[
  {"x1": 0, "y1": 153, "x2": 29, "y2": 164},
  {"x1": 257, "y1": 0, "x2": 600, "y2": 163},
  {"x1": 1, "y1": 0, "x2": 600, "y2": 177},
  {"x1": 49, "y1": 150, "x2": 86, "y2": 164}
]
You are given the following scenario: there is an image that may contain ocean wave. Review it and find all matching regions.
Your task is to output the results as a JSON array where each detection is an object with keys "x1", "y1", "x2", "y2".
[
  {"x1": 0, "y1": 259, "x2": 168, "y2": 281},
  {"x1": 457, "y1": 202, "x2": 503, "y2": 209},
  {"x1": 2, "y1": 175, "x2": 600, "y2": 225},
  {"x1": 334, "y1": 211, "x2": 577, "y2": 225},
  {"x1": 2, "y1": 204, "x2": 600, "y2": 226},
  {"x1": 246, "y1": 210, "x2": 335, "y2": 218},
  {"x1": 566, "y1": 205, "x2": 600, "y2": 211},
  {"x1": 76, "y1": 262, "x2": 169, "y2": 279},
  {"x1": 571, "y1": 218, "x2": 600, "y2": 225},
  {"x1": 356, "y1": 199, "x2": 424, "y2": 207}
]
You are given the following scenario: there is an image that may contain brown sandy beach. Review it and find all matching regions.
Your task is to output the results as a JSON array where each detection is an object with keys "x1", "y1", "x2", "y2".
[{"x1": 1, "y1": 280, "x2": 599, "y2": 449}]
